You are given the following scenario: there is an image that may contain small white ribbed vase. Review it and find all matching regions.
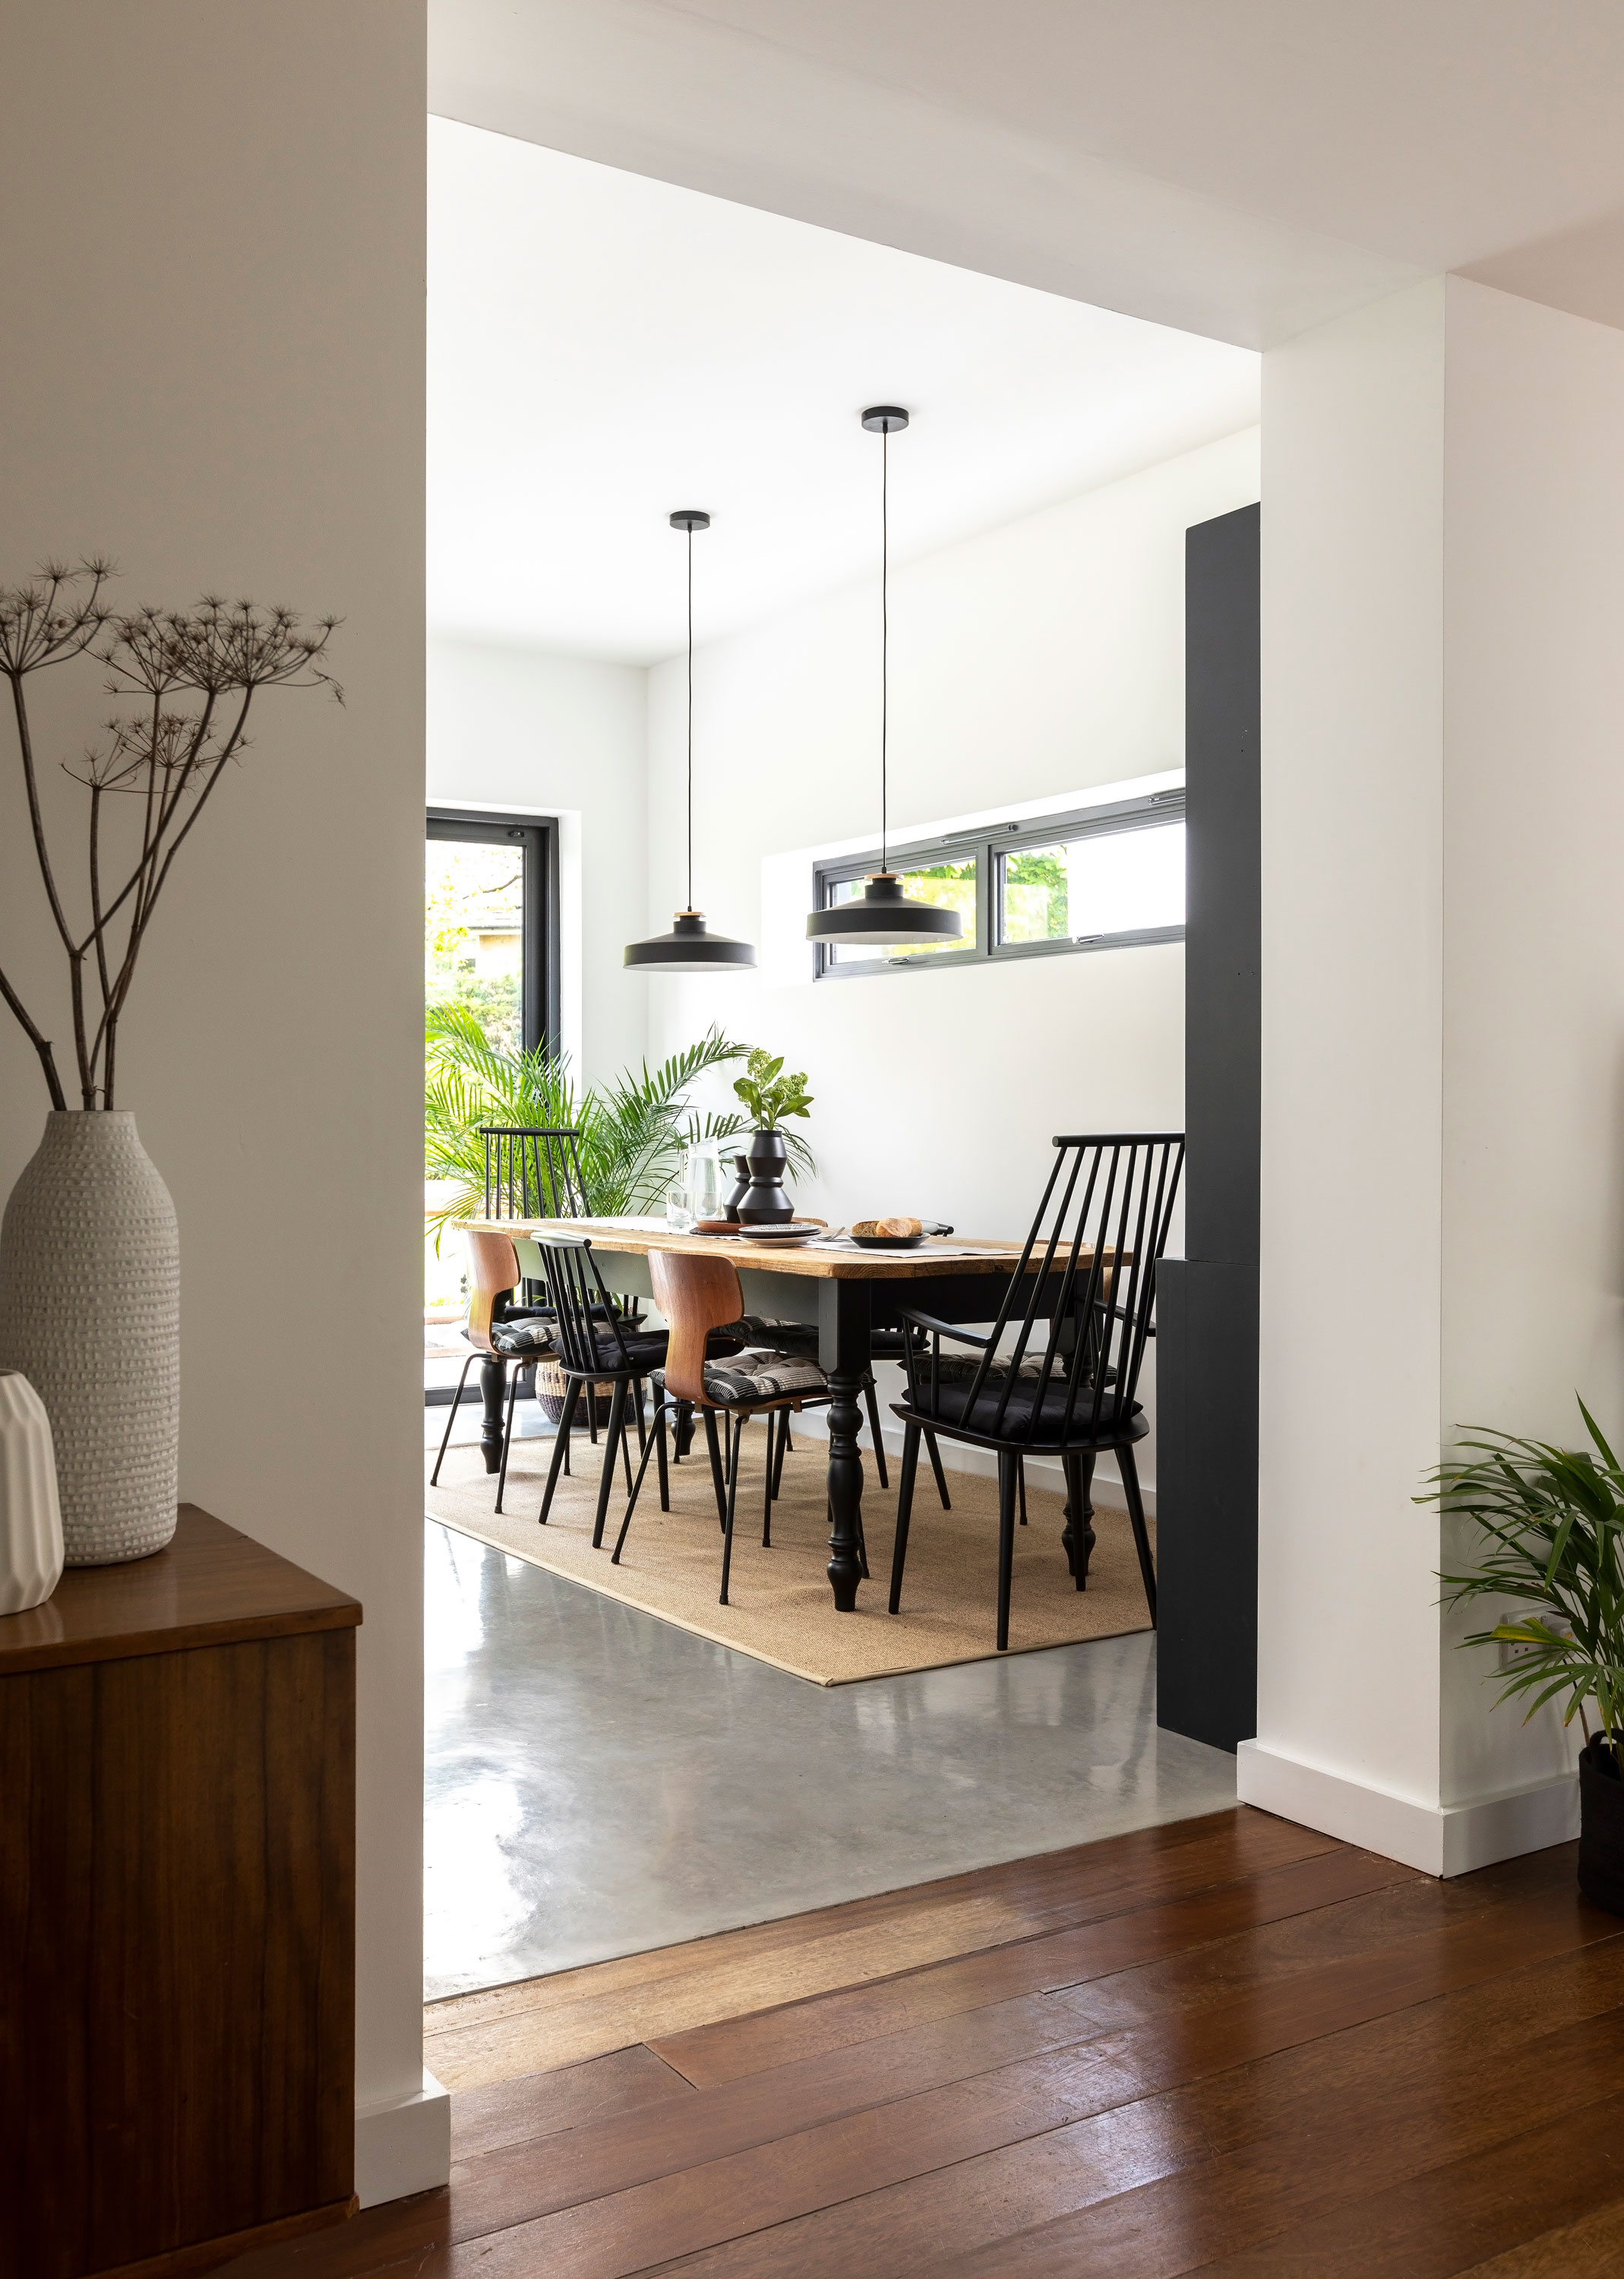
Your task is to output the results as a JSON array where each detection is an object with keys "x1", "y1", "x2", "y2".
[
  {"x1": 0, "y1": 1370, "x2": 65, "y2": 1612},
  {"x1": 0, "y1": 1111, "x2": 179, "y2": 1565}
]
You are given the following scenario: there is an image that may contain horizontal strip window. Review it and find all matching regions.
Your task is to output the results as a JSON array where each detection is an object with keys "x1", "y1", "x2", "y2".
[{"x1": 813, "y1": 789, "x2": 1185, "y2": 977}]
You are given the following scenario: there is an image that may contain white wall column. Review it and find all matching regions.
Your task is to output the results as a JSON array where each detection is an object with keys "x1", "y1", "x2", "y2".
[
  {"x1": 1, "y1": 5, "x2": 443, "y2": 2198},
  {"x1": 1244, "y1": 275, "x2": 1624, "y2": 1873}
]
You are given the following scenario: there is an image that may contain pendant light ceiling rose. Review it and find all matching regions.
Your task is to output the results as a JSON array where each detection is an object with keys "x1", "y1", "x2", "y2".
[
  {"x1": 624, "y1": 507, "x2": 756, "y2": 974},
  {"x1": 807, "y1": 406, "x2": 964, "y2": 950}
]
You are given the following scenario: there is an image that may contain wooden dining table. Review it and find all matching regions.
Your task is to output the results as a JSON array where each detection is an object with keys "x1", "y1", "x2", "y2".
[{"x1": 463, "y1": 1217, "x2": 1067, "y2": 1612}]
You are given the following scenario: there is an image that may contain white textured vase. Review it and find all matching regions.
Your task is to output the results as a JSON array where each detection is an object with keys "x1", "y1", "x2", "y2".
[
  {"x1": 0, "y1": 1111, "x2": 179, "y2": 1565},
  {"x1": 0, "y1": 1370, "x2": 65, "y2": 1612}
]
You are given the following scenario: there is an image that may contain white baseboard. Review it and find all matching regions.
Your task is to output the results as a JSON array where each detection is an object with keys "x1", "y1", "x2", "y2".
[
  {"x1": 355, "y1": 2068, "x2": 450, "y2": 2208},
  {"x1": 782, "y1": 1405, "x2": 1155, "y2": 1517},
  {"x1": 1237, "y1": 1739, "x2": 1578, "y2": 1877}
]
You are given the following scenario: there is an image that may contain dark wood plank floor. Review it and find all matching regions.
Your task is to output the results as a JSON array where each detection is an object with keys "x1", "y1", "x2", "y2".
[{"x1": 223, "y1": 1809, "x2": 1624, "y2": 2277}]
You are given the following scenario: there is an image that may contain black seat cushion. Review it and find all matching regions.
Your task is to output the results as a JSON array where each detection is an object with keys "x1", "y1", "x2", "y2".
[
  {"x1": 716, "y1": 1313, "x2": 819, "y2": 1355},
  {"x1": 553, "y1": 1328, "x2": 671, "y2": 1373},
  {"x1": 900, "y1": 1377, "x2": 1146, "y2": 1448},
  {"x1": 491, "y1": 1317, "x2": 556, "y2": 1356}
]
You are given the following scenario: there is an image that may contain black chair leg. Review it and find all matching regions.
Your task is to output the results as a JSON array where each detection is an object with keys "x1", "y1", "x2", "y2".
[
  {"x1": 862, "y1": 1377, "x2": 889, "y2": 1489},
  {"x1": 888, "y1": 1422, "x2": 922, "y2": 1614},
  {"x1": 618, "y1": 1392, "x2": 637, "y2": 1497},
  {"x1": 770, "y1": 1405, "x2": 791, "y2": 1498},
  {"x1": 592, "y1": 1378, "x2": 628, "y2": 1548},
  {"x1": 430, "y1": 1354, "x2": 474, "y2": 1487},
  {"x1": 655, "y1": 1399, "x2": 671, "y2": 1510},
  {"x1": 719, "y1": 1420, "x2": 743, "y2": 1604},
  {"x1": 611, "y1": 1398, "x2": 667, "y2": 1564},
  {"x1": 762, "y1": 1411, "x2": 776, "y2": 1546},
  {"x1": 1017, "y1": 1456, "x2": 1028, "y2": 1527},
  {"x1": 923, "y1": 1428, "x2": 952, "y2": 1511},
  {"x1": 995, "y1": 1449, "x2": 1018, "y2": 1652},
  {"x1": 701, "y1": 1409, "x2": 728, "y2": 1528},
  {"x1": 539, "y1": 1380, "x2": 580, "y2": 1523},
  {"x1": 494, "y1": 1363, "x2": 520, "y2": 1514},
  {"x1": 1118, "y1": 1443, "x2": 1157, "y2": 1625}
]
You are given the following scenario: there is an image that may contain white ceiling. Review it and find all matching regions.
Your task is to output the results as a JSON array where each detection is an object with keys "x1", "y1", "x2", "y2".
[
  {"x1": 430, "y1": 0, "x2": 1624, "y2": 347},
  {"x1": 428, "y1": 119, "x2": 1260, "y2": 662}
]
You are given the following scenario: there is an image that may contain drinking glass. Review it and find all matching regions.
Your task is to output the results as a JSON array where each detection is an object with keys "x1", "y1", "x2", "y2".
[
  {"x1": 685, "y1": 1146, "x2": 722, "y2": 1224},
  {"x1": 665, "y1": 1181, "x2": 694, "y2": 1233}
]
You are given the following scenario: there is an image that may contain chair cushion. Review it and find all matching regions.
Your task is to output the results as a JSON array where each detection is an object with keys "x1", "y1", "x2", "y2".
[
  {"x1": 655, "y1": 1348, "x2": 829, "y2": 1408},
  {"x1": 716, "y1": 1313, "x2": 820, "y2": 1355},
  {"x1": 553, "y1": 1327, "x2": 670, "y2": 1373},
  {"x1": 901, "y1": 1377, "x2": 1146, "y2": 1448},
  {"x1": 491, "y1": 1318, "x2": 556, "y2": 1356}
]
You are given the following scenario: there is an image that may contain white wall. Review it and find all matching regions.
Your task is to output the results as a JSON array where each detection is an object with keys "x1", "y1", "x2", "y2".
[
  {"x1": 643, "y1": 429, "x2": 1261, "y2": 1488},
  {"x1": 1255, "y1": 280, "x2": 1448, "y2": 1816},
  {"x1": 428, "y1": 639, "x2": 648, "y2": 1083},
  {"x1": 1247, "y1": 273, "x2": 1624, "y2": 1873},
  {"x1": 1439, "y1": 277, "x2": 1624, "y2": 1805},
  {"x1": 0, "y1": 4, "x2": 438, "y2": 2199}
]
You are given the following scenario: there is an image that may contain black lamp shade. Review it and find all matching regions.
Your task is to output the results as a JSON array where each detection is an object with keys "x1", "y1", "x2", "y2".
[
  {"x1": 805, "y1": 872, "x2": 964, "y2": 948},
  {"x1": 624, "y1": 910, "x2": 757, "y2": 973}
]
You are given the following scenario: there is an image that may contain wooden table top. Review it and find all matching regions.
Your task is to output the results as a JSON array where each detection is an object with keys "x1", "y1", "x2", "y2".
[
  {"x1": 0, "y1": 1503, "x2": 362, "y2": 1676},
  {"x1": 465, "y1": 1217, "x2": 1054, "y2": 1282}
]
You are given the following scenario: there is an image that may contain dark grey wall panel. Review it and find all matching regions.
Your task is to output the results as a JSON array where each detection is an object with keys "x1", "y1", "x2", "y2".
[{"x1": 1157, "y1": 502, "x2": 1259, "y2": 1754}]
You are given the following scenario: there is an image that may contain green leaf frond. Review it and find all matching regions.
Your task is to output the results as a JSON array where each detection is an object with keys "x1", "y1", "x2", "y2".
[{"x1": 1420, "y1": 1402, "x2": 1624, "y2": 1749}]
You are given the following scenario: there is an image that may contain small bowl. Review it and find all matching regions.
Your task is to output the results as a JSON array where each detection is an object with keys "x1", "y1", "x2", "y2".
[{"x1": 694, "y1": 1219, "x2": 738, "y2": 1234}]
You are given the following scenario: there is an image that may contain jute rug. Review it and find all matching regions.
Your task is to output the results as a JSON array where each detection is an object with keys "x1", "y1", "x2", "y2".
[{"x1": 425, "y1": 1417, "x2": 1154, "y2": 1686}]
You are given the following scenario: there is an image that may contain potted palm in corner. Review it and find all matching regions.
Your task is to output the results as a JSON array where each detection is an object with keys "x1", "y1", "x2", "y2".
[{"x1": 1423, "y1": 1402, "x2": 1624, "y2": 1914}]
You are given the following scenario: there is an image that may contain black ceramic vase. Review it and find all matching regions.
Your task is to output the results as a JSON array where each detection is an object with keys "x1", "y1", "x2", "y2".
[
  {"x1": 723, "y1": 1153, "x2": 750, "y2": 1224},
  {"x1": 1578, "y1": 1738, "x2": 1624, "y2": 1916},
  {"x1": 738, "y1": 1129, "x2": 792, "y2": 1225}
]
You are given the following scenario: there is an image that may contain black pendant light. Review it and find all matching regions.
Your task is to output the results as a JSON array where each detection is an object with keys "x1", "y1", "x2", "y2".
[
  {"x1": 624, "y1": 509, "x2": 756, "y2": 973},
  {"x1": 806, "y1": 407, "x2": 963, "y2": 950}
]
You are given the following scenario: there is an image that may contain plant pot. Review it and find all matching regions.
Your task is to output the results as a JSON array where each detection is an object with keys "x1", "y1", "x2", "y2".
[
  {"x1": 1578, "y1": 1737, "x2": 1624, "y2": 1916},
  {"x1": 0, "y1": 1111, "x2": 179, "y2": 1566},
  {"x1": 738, "y1": 1129, "x2": 792, "y2": 1225}
]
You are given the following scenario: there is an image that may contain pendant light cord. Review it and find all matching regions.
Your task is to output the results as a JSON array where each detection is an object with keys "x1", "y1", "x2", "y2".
[
  {"x1": 880, "y1": 422, "x2": 889, "y2": 876},
  {"x1": 686, "y1": 521, "x2": 694, "y2": 911}
]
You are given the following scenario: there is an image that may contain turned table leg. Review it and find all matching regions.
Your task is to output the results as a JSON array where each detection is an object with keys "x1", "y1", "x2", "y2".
[
  {"x1": 820, "y1": 1280, "x2": 872, "y2": 1612},
  {"x1": 479, "y1": 1354, "x2": 506, "y2": 1475}
]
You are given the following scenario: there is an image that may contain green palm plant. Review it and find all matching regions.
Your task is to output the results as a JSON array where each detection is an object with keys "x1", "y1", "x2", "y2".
[
  {"x1": 423, "y1": 1002, "x2": 813, "y2": 1246},
  {"x1": 1420, "y1": 1401, "x2": 1624, "y2": 1764}
]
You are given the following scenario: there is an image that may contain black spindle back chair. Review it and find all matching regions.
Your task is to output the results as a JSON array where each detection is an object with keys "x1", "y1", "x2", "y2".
[
  {"x1": 889, "y1": 1132, "x2": 1184, "y2": 1650},
  {"x1": 527, "y1": 1231, "x2": 670, "y2": 1550},
  {"x1": 482, "y1": 1126, "x2": 592, "y2": 1221}
]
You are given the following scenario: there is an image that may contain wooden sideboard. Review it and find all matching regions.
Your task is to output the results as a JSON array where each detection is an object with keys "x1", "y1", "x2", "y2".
[{"x1": 0, "y1": 1504, "x2": 362, "y2": 2278}]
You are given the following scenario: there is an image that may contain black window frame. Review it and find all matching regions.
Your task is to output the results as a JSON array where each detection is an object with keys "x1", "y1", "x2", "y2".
[
  {"x1": 426, "y1": 808, "x2": 561, "y2": 1054},
  {"x1": 813, "y1": 787, "x2": 1186, "y2": 978}
]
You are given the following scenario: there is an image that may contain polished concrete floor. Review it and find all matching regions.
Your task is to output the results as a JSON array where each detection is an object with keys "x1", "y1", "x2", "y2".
[{"x1": 424, "y1": 1452, "x2": 1237, "y2": 1997}]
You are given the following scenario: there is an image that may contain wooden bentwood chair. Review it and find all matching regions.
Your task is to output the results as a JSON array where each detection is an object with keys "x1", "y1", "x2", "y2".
[
  {"x1": 428, "y1": 1228, "x2": 557, "y2": 1510},
  {"x1": 611, "y1": 1250, "x2": 835, "y2": 1605},
  {"x1": 889, "y1": 1132, "x2": 1184, "y2": 1652}
]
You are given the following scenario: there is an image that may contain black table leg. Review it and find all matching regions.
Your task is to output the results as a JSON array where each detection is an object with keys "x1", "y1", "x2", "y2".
[
  {"x1": 820, "y1": 1281, "x2": 871, "y2": 1612},
  {"x1": 1061, "y1": 1452, "x2": 1097, "y2": 1584},
  {"x1": 479, "y1": 1354, "x2": 506, "y2": 1475}
]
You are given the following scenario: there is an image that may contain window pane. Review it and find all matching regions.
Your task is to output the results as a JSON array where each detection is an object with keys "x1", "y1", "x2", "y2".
[
  {"x1": 425, "y1": 837, "x2": 525, "y2": 1051},
  {"x1": 1001, "y1": 820, "x2": 1183, "y2": 945},
  {"x1": 826, "y1": 857, "x2": 977, "y2": 962}
]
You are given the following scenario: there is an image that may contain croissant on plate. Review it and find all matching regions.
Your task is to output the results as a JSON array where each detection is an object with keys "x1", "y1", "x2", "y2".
[{"x1": 852, "y1": 1215, "x2": 922, "y2": 1239}]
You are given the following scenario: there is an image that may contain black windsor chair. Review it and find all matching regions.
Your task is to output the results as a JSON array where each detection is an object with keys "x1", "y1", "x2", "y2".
[
  {"x1": 482, "y1": 1124, "x2": 592, "y2": 1219},
  {"x1": 527, "y1": 1231, "x2": 674, "y2": 1548},
  {"x1": 888, "y1": 1133, "x2": 1183, "y2": 1652}
]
